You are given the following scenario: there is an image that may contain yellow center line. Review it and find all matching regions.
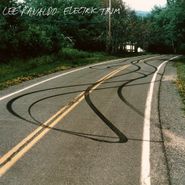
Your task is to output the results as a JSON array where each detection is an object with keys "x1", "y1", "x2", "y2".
[{"x1": 0, "y1": 64, "x2": 130, "y2": 177}]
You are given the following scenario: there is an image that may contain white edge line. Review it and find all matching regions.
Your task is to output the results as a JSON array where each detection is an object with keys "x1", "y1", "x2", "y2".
[
  {"x1": 140, "y1": 56, "x2": 180, "y2": 185},
  {"x1": 0, "y1": 57, "x2": 132, "y2": 102}
]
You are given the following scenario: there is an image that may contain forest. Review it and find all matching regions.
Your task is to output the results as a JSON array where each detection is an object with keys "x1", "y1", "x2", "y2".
[{"x1": 0, "y1": 0, "x2": 185, "y2": 63}]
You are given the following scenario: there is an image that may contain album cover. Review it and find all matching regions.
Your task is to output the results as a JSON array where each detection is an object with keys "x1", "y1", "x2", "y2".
[{"x1": 0, "y1": 0, "x2": 185, "y2": 184}]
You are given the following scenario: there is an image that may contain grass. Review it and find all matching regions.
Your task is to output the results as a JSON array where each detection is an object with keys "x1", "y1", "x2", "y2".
[
  {"x1": 0, "y1": 48, "x2": 119, "y2": 90},
  {"x1": 174, "y1": 56, "x2": 185, "y2": 109}
]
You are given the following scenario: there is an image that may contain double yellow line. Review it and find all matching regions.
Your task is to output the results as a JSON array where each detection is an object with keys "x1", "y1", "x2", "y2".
[{"x1": 0, "y1": 64, "x2": 130, "y2": 177}]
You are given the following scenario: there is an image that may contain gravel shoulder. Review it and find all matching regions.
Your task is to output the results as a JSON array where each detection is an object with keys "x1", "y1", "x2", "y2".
[{"x1": 160, "y1": 61, "x2": 185, "y2": 185}]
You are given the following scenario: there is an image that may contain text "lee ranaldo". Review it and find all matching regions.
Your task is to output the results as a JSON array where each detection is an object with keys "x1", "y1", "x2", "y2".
[{"x1": 2, "y1": 6, "x2": 120, "y2": 17}]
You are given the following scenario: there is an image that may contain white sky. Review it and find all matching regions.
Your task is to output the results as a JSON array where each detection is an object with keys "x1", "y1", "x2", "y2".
[
  {"x1": 123, "y1": 0, "x2": 167, "y2": 11},
  {"x1": 17, "y1": 0, "x2": 166, "y2": 12}
]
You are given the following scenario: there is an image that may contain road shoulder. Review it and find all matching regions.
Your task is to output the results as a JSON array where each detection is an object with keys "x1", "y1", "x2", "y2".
[{"x1": 160, "y1": 61, "x2": 185, "y2": 185}]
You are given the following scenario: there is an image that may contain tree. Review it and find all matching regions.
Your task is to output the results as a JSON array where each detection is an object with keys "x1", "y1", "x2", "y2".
[
  {"x1": 145, "y1": 0, "x2": 185, "y2": 54},
  {"x1": 0, "y1": 0, "x2": 25, "y2": 61}
]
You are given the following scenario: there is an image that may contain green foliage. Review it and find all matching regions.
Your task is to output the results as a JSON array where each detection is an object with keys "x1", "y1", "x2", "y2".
[
  {"x1": 175, "y1": 57, "x2": 185, "y2": 109},
  {"x1": 0, "y1": 0, "x2": 145, "y2": 62},
  {"x1": 59, "y1": 48, "x2": 93, "y2": 60},
  {"x1": 145, "y1": 0, "x2": 185, "y2": 53},
  {"x1": 1, "y1": 0, "x2": 184, "y2": 62}
]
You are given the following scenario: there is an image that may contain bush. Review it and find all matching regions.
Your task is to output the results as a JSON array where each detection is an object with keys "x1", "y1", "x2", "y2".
[
  {"x1": 178, "y1": 44, "x2": 185, "y2": 54},
  {"x1": 59, "y1": 48, "x2": 93, "y2": 60}
]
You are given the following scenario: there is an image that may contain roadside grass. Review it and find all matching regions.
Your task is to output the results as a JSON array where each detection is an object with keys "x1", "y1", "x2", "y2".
[
  {"x1": 174, "y1": 56, "x2": 185, "y2": 110},
  {"x1": 0, "y1": 49, "x2": 119, "y2": 90}
]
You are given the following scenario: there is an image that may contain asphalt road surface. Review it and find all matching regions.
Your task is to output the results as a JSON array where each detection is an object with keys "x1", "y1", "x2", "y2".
[{"x1": 0, "y1": 55, "x2": 178, "y2": 185}]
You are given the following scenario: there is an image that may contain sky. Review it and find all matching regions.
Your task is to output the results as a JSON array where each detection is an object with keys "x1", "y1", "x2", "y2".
[{"x1": 123, "y1": 0, "x2": 167, "y2": 11}]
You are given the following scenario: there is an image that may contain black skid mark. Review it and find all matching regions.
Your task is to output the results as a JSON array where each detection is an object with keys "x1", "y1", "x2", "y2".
[
  {"x1": 85, "y1": 86, "x2": 128, "y2": 143},
  {"x1": 6, "y1": 57, "x2": 154, "y2": 143},
  {"x1": 117, "y1": 59, "x2": 159, "y2": 117}
]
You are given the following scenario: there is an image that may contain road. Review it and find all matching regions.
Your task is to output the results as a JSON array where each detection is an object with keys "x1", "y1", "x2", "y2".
[{"x1": 0, "y1": 55, "x2": 178, "y2": 185}]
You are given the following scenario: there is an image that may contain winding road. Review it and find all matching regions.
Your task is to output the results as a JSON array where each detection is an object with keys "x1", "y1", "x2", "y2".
[{"x1": 0, "y1": 55, "x2": 179, "y2": 185}]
